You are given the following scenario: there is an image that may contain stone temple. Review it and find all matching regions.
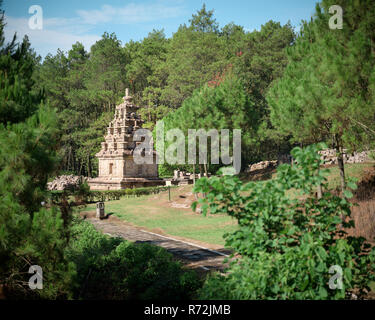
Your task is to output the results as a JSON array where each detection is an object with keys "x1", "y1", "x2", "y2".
[{"x1": 88, "y1": 89, "x2": 163, "y2": 190}]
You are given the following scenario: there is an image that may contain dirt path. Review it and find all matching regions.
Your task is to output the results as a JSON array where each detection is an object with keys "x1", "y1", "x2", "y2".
[{"x1": 81, "y1": 211, "x2": 231, "y2": 272}]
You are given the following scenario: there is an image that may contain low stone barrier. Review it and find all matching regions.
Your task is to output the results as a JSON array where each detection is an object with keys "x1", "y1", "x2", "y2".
[
  {"x1": 245, "y1": 149, "x2": 373, "y2": 173},
  {"x1": 318, "y1": 149, "x2": 373, "y2": 165}
]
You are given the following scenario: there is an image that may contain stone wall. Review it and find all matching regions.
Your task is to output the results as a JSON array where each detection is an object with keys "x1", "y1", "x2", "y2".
[
  {"x1": 245, "y1": 149, "x2": 373, "y2": 174},
  {"x1": 318, "y1": 149, "x2": 373, "y2": 165},
  {"x1": 247, "y1": 160, "x2": 278, "y2": 173}
]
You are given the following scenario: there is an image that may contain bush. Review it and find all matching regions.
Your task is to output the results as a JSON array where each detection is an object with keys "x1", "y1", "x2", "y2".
[
  {"x1": 74, "y1": 181, "x2": 91, "y2": 203},
  {"x1": 67, "y1": 219, "x2": 202, "y2": 300},
  {"x1": 0, "y1": 105, "x2": 76, "y2": 299},
  {"x1": 51, "y1": 185, "x2": 174, "y2": 204},
  {"x1": 1, "y1": 205, "x2": 76, "y2": 299},
  {"x1": 193, "y1": 144, "x2": 375, "y2": 299}
]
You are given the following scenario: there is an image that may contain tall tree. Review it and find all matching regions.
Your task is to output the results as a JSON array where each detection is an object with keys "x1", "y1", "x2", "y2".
[
  {"x1": 220, "y1": 22, "x2": 247, "y2": 60},
  {"x1": 36, "y1": 34, "x2": 128, "y2": 176},
  {"x1": 124, "y1": 29, "x2": 168, "y2": 102},
  {"x1": 0, "y1": 30, "x2": 42, "y2": 124},
  {"x1": 267, "y1": 0, "x2": 375, "y2": 191},
  {"x1": 0, "y1": 6, "x2": 75, "y2": 298},
  {"x1": 160, "y1": 74, "x2": 259, "y2": 175},
  {"x1": 232, "y1": 21, "x2": 296, "y2": 161},
  {"x1": 159, "y1": 6, "x2": 227, "y2": 108},
  {"x1": 189, "y1": 3, "x2": 219, "y2": 33},
  {"x1": 84, "y1": 32, "x2": 127, "y2": 113}
]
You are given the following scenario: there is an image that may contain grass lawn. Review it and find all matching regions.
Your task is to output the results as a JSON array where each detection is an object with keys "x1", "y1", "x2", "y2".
[
  {"x1": 324, "y1": 163, "x2": 374, "y2": 189},
  {"x1": 269, "y1": 162, "x2": 375, "y2": 200},
  {"x1": 270, "y1": 162, "x2": 373, "y2": 185},
  {"x1": 79, "y1": 163, "x2": 373, "y2": 247},
  {"x1": 80, "y1": 185, "x2": 237, "y2": 246}
]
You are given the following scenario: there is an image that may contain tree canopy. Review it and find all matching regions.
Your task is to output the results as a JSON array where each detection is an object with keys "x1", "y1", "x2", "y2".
[{"x1": 267, "y1": 0, "x2": 375, "y2": 190}]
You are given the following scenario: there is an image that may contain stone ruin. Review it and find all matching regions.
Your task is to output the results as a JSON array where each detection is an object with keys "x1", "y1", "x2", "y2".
[
  {"x1": 318, "y1": 149, "x2": 373, "y2": 165},
  {"x1": 87, "y1": 89, "x2": 163, "y2": 190},
  {"x1": 245, "y1": 149, "x2": 373, "y2": 174},
  {"x1": 247, "y1": 160, "x2": 278, "y2": 173},
  {"x1": 47, "y1": 175, "x2": 87, "y2": 191},
  {"x1": 165, "y1": 170, "x2": 211, "y2": 186}
]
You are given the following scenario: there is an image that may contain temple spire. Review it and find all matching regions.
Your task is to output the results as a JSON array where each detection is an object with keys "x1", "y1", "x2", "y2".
[
  {"x1": 88, "y1": 89, "x2": 161, "y2": 190},
  {"x1": 123, "y1": 88, "x2": 132, "y2": 104}
]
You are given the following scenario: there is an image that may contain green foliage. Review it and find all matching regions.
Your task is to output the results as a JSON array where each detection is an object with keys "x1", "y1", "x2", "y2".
[
  {"x1": 157, "y1": 18, "x2": 295, "y2": 166},
  {"x1": 193, "y1": 144, "x2": 375, "y2": 299},
  {"x1": 0, "y1": 107, "x2": 76, "y2": 298},
  {"x1": 0, "y1": 109, "x2": 74, "y2": 299},
  {"x1": 0, "y1": 9, "x2": 76, "y2": 298},
  {"x1": 0, "y1": 105, "x2": 59, "y2": 212},
  {"x1": 234, "y1": 20, "x2": 296, "y2": 160},
  {"x1": 72, "y1": 111, "x2": 113, "y2": 177},
  {"x1": 37, "y1": 33, "x2": 127, "y2": 176},
  {"x1": 189, "y1": 4, "x2": 219, "y2": 33},
  {"x1": 67, "y1": 219, "x2": 201, "y2": 300},
  {"x1": 159, "y1": 24, "x2": 227, "y2": 108},
  {"x1": 84, "y1": 32, "x2": 127, "y2": 110},
  {"x1": 267, "y1": 0, "x2": 375, "y2": 191},
  {"x1": 124, "y1": 30, "x2": 169, "y2": 103},
  {"x1": 267, "y1": 0, "x2": 375, "y2": 153},
  {"x1": 159, "y1": 75, "x2": 258, "y2": 174},
  {"x1": 0, "y1": 19, "x2": 41, "y2": 125},
  {"x1": 52, "y1": 185, "x2": 174, "y2": 204},
  {"x1": 32, "y1": 5, "x2": 296, "y2": 176}
]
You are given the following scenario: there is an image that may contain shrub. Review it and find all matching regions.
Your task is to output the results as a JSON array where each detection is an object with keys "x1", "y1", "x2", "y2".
[
  {"x1": 52, "y1": 186, "x2": 173, "y2": 204},
  {"x1": 73, "y1": 181, "x2": 91, "y2": 203},
  {"x1": 1, "y1": 206, "x2": 76, "y2": 299},
  {"x1": 67, "y1": 219, "x2": 201, "y2": 300},
  {"x1": 193, "y1": 144, "x2": 375, "y2": 299}
]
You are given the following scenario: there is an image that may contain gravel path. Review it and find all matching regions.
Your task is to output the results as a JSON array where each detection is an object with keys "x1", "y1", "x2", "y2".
[{"x1": 86, "y1": 216, "x2": 231, "y2": 272}]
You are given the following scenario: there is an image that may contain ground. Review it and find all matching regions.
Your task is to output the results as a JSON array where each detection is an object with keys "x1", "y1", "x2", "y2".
[
  {"x1": 79, "y1": 210, "x2": 231, "y2": 273},
  {"x1": 80, "y1": 163, "x2": 375, "y2": 246},
  {"x1": 78, "y1": 162, "x2": 375, "y2": 296},
  {"x1": 79, "y1": 185, "x2": 237, "y2": 247}
]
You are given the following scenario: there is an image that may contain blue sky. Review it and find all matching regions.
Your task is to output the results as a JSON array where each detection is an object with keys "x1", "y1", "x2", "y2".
[{"x1": 3, "y1": 0, "x2": 319, "y2": 58}]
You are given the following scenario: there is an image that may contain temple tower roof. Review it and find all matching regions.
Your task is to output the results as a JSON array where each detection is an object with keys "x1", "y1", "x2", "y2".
[{"x1": 96, "y1": 88, "x2": 144, "y2": 157}]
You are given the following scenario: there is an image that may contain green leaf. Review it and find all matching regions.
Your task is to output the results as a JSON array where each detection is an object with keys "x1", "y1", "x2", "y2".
[{"x1": 343, "y1": 190, "x2": 353, "y2": 199}]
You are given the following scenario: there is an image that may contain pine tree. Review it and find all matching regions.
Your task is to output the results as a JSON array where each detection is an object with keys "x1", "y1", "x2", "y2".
[
  {"x1": 267, "y1": 0, "x2": 375, "y2": 191},
  {"x1": 159, "y1": 6, "x2": 227, "y2": 108},
  {"x1": 160, "y1": 74, "x2": 259, "y2": 174},
  {"x1": 84, "y1": 32, "x2": 127, "y2": 112},
  {"x1": 0, "y1": 14, "x2": 42, "y2": 124},
  {"x1": 0, "y1": 7, "x2": 75, "y2": 298},
  {"x1": 189, "y1": 4, "x2": 219, "y2": 33}
]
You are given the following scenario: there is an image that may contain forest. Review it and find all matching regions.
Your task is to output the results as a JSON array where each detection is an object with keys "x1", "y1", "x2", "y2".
[
  {"x1": 28, "y1": 4, "x2": 296, "y2": 177},
  {"x1": 1, "y1": 0, "x2": 375, "y2": 302}
]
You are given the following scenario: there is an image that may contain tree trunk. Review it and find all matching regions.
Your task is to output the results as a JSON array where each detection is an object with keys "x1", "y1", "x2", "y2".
[
  {"x1": 337, "y1": 149, "x2": 346, "y2": 192},
  {"x1": 334, "y1": 134, "x2": 346, "y2": 192},
  {"x1": 317, "y1": 183, "x2": 322, "y2": 199},
  {"x1": 148, "y1": 99, "x2": 151, "y2": 122},
  {"x1": 316, "y1": 166, "x2": 322, "y2": 199},
  {"x1": 87, "y1": 154, "x2": 91, "y2": 178},
  {"x1": 193, "y1": 164, "x2": 196, "y2": 185}
]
